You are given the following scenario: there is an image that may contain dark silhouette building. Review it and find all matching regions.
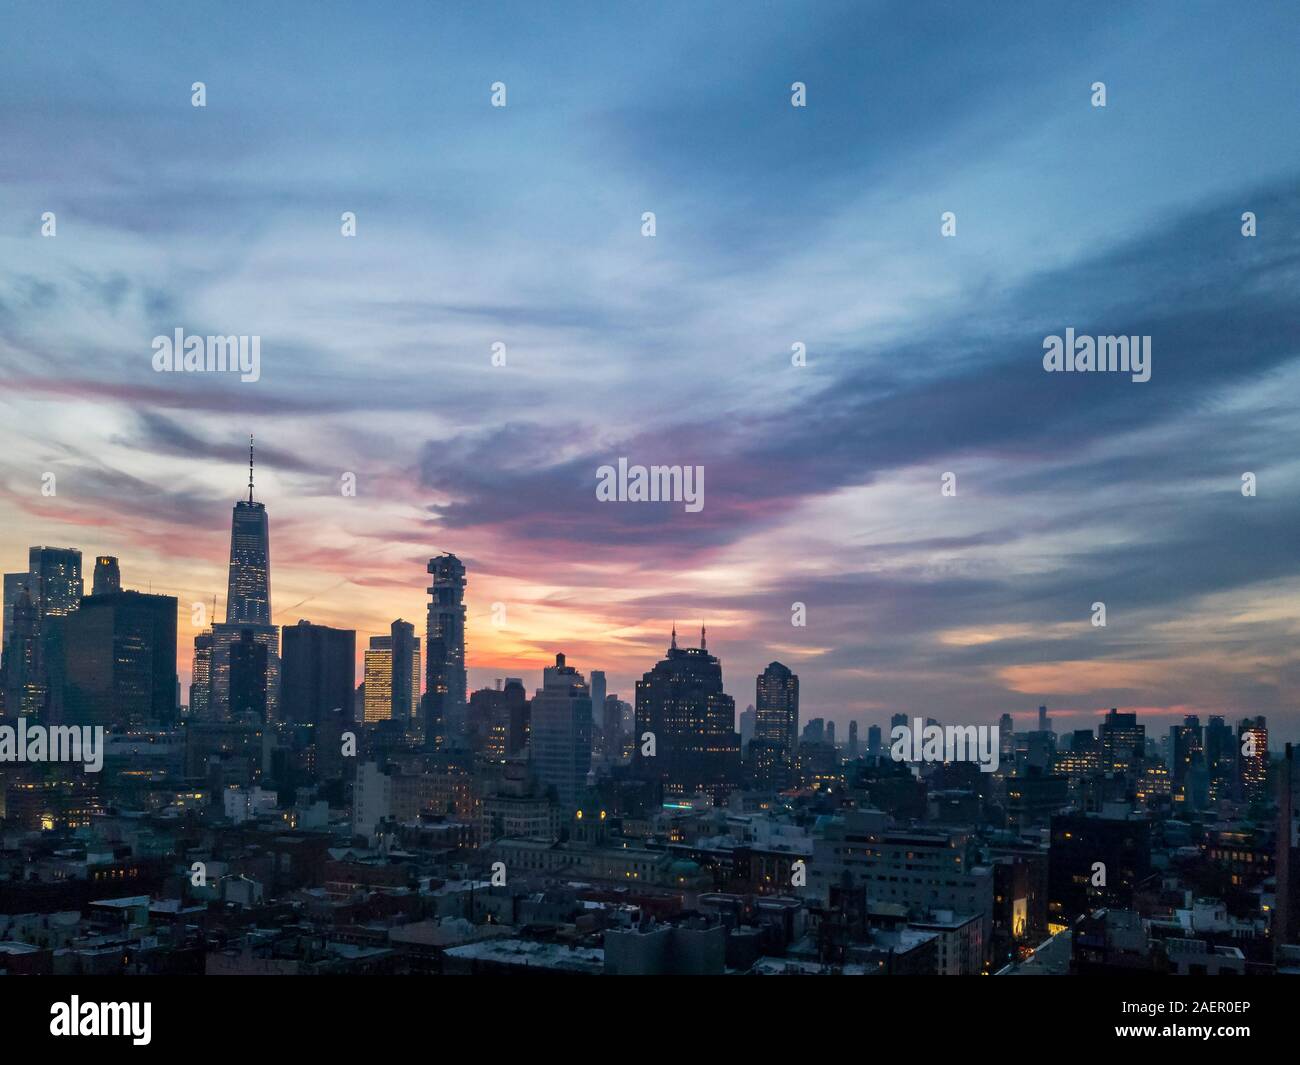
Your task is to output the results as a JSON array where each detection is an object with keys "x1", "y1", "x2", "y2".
[
  {"x1": 635, "y1": 626, "x2": 740, "y2": 805},
  {"x1": 229, "y1": 628, "x2": 268, "y2": 721},
  {"x1": 91, "y1": 555, "x2": 121, "y2": 596},
  {"x1": 1048, "y1": 811, "x2": 1151, "y2": 928},
  {"x1": 280, "y1": 620, "x2": 356, "y2": 727},
  {"x1": 424, "y1": 553, "x2": 466, "y2": 750},
  {"x1": 62, "y1": 590, "x2": 178, "y2": 727},
  {"x1": 754, "y1": 661, "x2": 799, "y2": 787}
]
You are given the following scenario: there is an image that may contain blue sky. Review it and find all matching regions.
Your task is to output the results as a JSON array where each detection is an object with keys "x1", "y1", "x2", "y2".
[{"x1": 1, "y1": 1, "x2": 1298, "y2": 738}]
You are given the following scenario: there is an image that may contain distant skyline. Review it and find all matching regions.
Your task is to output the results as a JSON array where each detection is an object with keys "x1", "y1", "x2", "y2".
[{"x1": 2, "y1": 2, "x2": 1299, "y2": 739}]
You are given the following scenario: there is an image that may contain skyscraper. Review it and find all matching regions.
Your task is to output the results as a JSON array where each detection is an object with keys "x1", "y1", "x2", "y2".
[
  {"x1": 211, "y1": 442, "x2": 279, "y2": 720},
  {"x1": 389, "y1": 619, "x2": 419, "y2": 724},
  {"x1": 635, "y1": 626, "x2": 740, "y2": 806},
  {"x1": 529, "y1": 652, "x2": 592, "y2": 809},
  {"x1": 190, "y1": 630, "x2": 213, "y2": 718},
  {"x1": 26, "y1": 546, "x2": 83, "y2": 721},
  {"x1": 92, "y1": 555, "x2": 121, "y2": 596},
  {"x1": 1239, "y1": 716, "x2": 1268, "y2": 804},
  {"x1": 280, "y1": 620, "x2": 356, "y2": 727},
  {"x1": 2, "y1": 571, "x2": 30, "y2": 645},
  {"x1": 759, "y1": 657, "x2": 795, "y2": 759},
  {"x1": 363, "y1": 621, "x2": 421, "y2": 725},
  {"x1": 226, "y1": 439, "x2": 271, "y2": 626},
  {"x1": 229, "y1": 629, "x2": 268, "y2": 721},
  {"x1": 1099, "y1": 708, "x2": 1145, "y2": 776},
  {"x1": 424, "y1": 553, "x2": 466, "y2": 750},
  {"x1": 364, "y1": 637, "x2": 394, "y2": 724},
  {"x1": 1, "y1": 578, "x2": 38, "y2": 718},
  {"x1": 62, "y1": 590, "x2": 178, "y2": 727},
  {"x1": 469, "y1": 678, "x2": 529, "y2": 762}
]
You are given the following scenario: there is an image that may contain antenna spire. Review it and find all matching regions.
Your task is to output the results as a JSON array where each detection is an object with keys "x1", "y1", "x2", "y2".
[
  {"x1": 670, "y1": 622, "x2": 677, "y2": 651},
  {"x1": 701, "y1": 622, "x2": 706, "y2": 650},
  {"x1": 248, "y1": 435, "x2": 255, "y2": 503}
]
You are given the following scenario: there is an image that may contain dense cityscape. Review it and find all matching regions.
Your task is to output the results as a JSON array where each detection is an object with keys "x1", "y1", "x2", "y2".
[{"x1": 0, "y1": 449, "x2": 1296, "y2": 979}]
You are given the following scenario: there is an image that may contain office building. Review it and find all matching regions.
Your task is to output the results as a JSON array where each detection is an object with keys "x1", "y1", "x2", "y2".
[
  {"x1": 61, "y1": 590, "x2": 178, "y2": 727},
  {"x1": 280, "y1": 620, "x2": 356, "y2": 727},
  {"x1": 529, "y1": 653, "x2": 592, "y2": 809},
  {"x1": 634, "y1": 626, "x2": 740, "y2": 806}
]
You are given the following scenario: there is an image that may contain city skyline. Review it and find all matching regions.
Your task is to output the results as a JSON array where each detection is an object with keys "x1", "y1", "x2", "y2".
[
  {"x1": 3, "y1": 2, "x2": 1300, "y2": 740},
  {"x1": 3, "y1": 1, "x2": 1299, "y2": 1001}
]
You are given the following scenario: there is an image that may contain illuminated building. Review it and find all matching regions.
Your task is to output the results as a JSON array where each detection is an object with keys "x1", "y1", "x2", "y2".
[
  {"x1": 755, "y1": 661, "x2": 799, "y2": 775},
  {"x1": 190, "y1": 631, "x2": 213, "y2": 718},
  {"x1": 1238, "y1": 716, "x2": 1268, "y2": 803},
  {"x1": 211, "y1": 444, "x2": 279, "y2": 720},
  {"x1": 363, "y1": 620, "x2": 420, "y2": 724},
  {"x1": 1099, "y1": 708, "x2": 1144, "y2": 775}
]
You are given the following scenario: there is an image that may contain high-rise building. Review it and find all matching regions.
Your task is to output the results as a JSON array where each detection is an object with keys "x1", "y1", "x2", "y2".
[
  {"x1": 424, "y1": 553, "x2": 466, "y2": 750},
  {"x1": 1099, "y1": 708, "x2": 1144, "y2": 776},
  {"x1": 848, "y1": 720, "x2": 859, "y2": 758},
  {"x1": 867, "y1": 723, "x2": 882, "y2": 756},
  {"x1": 364, "y1": 637, "x2": 394, "y2": 724},
  {"x1": 469, "y1": 678, "x2": 529, "y2": 762},
  {"x1": 1205, "y1": 715, "x2": 1235, "y2": 801},
  {"x1": 190, "y1": 630, "x2": 213, "y2": 718},
  {"x1": 1239, "y1": 716, "x2": 1268, "y2": 804},
  {"x1": 738, "y1": 705, "x2": 756, "y2": 751},
  {"x1": 529, "y1": 653, "x2": 592, "y2": 809},
  {"x1": 635, "y1": 626, "x2": 740, "y2": 806},
  {"x1": 24, "y1": 547, "x2": 83, "y2": 720},
  {"x1": 363, "y1": 620, "x2": 421, "y2": 725},
  {"x1": 210, "y1": 624, "x2": 279, "y2": 721},
  {"x1": 91, "y1": 555, "x2": 121, "y2": 596},
  {"x1": 759, "y1": 657, "x2": 795, "y2": 759},
  {"x1": 2, "y1": 571, "x2": 30, "y2": 646},
  {"x1": 212, "y1": 443, "x2": 279, "y2": 720},
  {"x1": 590, "y1": 670, "x2": 607, "y2": 722},
  {"x1": 62, "y1": 590, "x2": 178, "y2": 727},
  {"x1": 1274, "y1": 744, "x2": 1300, "y2": 957},
  {"x1": 281, "y1": 620, "x2": 356, "y2": 730},
  {"x1": 602, "y1": 693, "x2": 627, "y2": 760},
  {"x1": 999, "y1": 713, "x2": 1014, "y2": 762},
  {"x1": 229, "y1": 629, "x2": 268, "y2": 721},
  {"x1": 390, "y1": 619, "x2": 419, "y2": 724},
  {"x1": 1169, "y1": 719, "x2": 1203, "y2": 785},
  {"x1": 226, "y1": 440, "x2": 271, "y2": 626},
  {"x1": 1, "y1": 578, "x2": 39, "y2": 718},
  {"x1": 1048, "y1": 811, "x2": 1151, "y2": 928}
]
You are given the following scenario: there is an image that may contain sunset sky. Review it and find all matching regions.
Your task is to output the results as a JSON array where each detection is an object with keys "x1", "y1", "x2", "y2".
[{"x1": 2, "y1": 1, "x2": 1298, "y2": 739}]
